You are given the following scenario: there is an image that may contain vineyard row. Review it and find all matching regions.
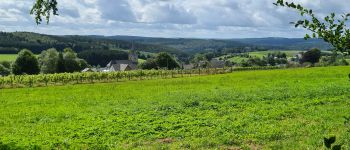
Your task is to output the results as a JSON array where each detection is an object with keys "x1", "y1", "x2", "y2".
[{"x1": 0, "y1": 66, "x2": 283, "y2": 89}]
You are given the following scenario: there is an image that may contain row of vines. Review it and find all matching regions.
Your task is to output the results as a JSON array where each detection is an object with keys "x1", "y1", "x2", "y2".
[{"x1": 0, "y1": 66, "x2": 283, "y2": 89}]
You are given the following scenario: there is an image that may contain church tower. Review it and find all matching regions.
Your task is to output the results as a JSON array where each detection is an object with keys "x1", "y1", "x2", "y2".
[{"x1": 128, "y1": 51, "x2": 138, "y2": 64}]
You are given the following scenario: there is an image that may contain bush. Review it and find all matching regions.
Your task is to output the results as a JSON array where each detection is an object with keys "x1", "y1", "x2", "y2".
[
  {"x1": 0, "y1": 61, "x2": 11, "y2": 69},
  {"x1": 141, "y1": 58, "x2": 158, "y2": 70},
  {"x1": 0, "y1": 64, "x2": 10, "y2": 76}
]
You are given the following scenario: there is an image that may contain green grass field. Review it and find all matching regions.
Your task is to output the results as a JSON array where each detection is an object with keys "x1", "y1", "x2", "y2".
[
  {"x1": 218, "y1": 50, "x2": 303, "y2": 63},
  {"x1": 0, "y1": 66, "x2": 350, "y2": 149},
  {"x1": 227, "y1": 56, "x2": 248, "y2": 63},
  {"x1": 249, "y1": 50, "x2": 303, "y2": 58},
  {"x1": 0, "y1": 54, "x2": 18, "y2": 62}
]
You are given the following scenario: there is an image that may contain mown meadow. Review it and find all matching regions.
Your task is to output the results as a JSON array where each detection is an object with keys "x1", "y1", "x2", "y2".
[{"x1": 0, "y1": 66, "x2": 349, "y2": 149}]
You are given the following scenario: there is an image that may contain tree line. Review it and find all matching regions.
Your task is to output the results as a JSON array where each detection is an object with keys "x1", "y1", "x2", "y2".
[
  {"x1": 219, "y1": 48, "x2": 348, "y2": 67},
  {"x1": 0, "y1": 48, "x2": 88, "y2": 76}
]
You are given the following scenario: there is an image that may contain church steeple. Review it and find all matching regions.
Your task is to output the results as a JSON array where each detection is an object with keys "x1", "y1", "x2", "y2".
[{"x1": 128, "y1": 51, "x2": 138, "y2": 64}]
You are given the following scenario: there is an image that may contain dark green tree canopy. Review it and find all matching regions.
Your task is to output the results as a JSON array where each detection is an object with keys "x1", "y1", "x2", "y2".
[
  {"x1": 31, "y1": 0, "x2": 58, "y2": 24},
  {"x1": 274, "y1": 0, "x2": 350, "y2": 55},
  {"x1": 155, "y1": 52, "x2": 180, "y2": 70},
  {"x1": 12, "y1": 49, "x2": 40, "y2": 75},
  {"x1": 141, "y1": 52, "x2": 180, "y2": 70},
  {"x1": 63, "y1": 48, "x2": 86, "y2": 73},
  {"x1": 57, "y1": 52, "x2": 65, "y2": 73},
  {"x1": 300, "y1": 48, "x2": 322, "y2": 64},
  {"x1": 140, "y1": 58, "x2": 158, "y2": 70}
]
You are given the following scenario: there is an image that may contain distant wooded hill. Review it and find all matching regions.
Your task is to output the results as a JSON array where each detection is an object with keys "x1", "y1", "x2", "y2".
[
  {"x1": 0, "y1": 32, "x2": 332, "y2": 56},
  {"x1": 232, "y1": 37, "x2": 332, "y2": 50},
  {"x1": 103, "y1": 36, "x2": 332, "y2": 52},
  {"x1": 0, "y1": 32, "x2": 184, "y2": 56}
]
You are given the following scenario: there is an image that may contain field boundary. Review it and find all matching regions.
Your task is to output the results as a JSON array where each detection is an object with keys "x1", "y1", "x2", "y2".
[{"x1": 0, "y1": 66, "x2": 286, "y2": 89}]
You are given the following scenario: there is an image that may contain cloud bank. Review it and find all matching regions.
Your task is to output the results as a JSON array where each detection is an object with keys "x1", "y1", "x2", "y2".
[{"x1": 0, "y1": 0, "x2": 349, "y2": 38}]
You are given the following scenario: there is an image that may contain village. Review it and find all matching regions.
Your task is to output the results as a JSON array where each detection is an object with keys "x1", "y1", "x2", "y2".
[{"x1": 81, "y1": 50, "x2": 311, "y2": 73}]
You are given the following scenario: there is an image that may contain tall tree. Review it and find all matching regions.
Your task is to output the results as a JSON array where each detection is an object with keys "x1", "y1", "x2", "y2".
[
  {"x1": 12, "y1": 49, "x2": 40, "y2": 75},
  {"x1": 155, "y1": 52, "x2": 180, "y2": 70},
  {"x1": 57, "y1": 52, "x2": 66, "y2": 73},
  {"x1": 63, "y1": 48, "x2": 81, "y2": 73},
  {"x1": 38, "y1": 48, "x2": 59, "y2": 74},
  {"x1": 274, "y1": 0, "x2": 350, "y2": 55}
]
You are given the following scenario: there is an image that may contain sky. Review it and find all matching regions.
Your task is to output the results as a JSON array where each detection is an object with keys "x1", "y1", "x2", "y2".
[{"x1": 0, "y1": 0, "x2": 349, "y2": 38}]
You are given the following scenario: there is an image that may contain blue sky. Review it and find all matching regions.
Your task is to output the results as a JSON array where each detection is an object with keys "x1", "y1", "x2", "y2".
[{"x1": 0, "y1": 0, "x2": 348, "y2": 38}]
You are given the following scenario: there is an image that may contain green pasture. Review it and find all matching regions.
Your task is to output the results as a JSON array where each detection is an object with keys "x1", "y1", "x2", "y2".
[
  {"x1": 248, "y1": 50, "x2": 303, "y2": 58},
  {"x1": 0, "y1": 66, "x2": 349, "y2": 149}
]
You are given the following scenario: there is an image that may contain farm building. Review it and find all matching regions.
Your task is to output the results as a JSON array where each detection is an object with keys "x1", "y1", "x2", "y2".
[{"x1": 104, "y1": 52, "x2": 138, "y2": 72}]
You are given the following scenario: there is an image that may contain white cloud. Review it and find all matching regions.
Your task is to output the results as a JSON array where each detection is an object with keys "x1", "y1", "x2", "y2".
[{"x1": 0, "y1": 0, "x2": 349, "y2": 38}]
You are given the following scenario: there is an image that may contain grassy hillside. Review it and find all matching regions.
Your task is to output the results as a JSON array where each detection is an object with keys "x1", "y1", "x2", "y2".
[{"x1": 0, "y1": 66, "x2": 349, "y2": 149}]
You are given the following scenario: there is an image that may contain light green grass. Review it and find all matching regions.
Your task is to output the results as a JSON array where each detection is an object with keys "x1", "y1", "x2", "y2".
[
  {"x1": 0, "y1": 54, "x2": 18, "y2": 62},
  {"x1": 0, "y1": 66, "x2": 349, "y2": 149},
  {"x1": 138, "y1": 58, "x2": 146, "y2": 63},
  {"x1": 249, "y1": 50, "x2": 303, "y2": 58},
  {"x1": 228, "y1": 56, "x2": 248, "y2": 63},
  {"x1": 219, "y1": 50, "x2": 303, "y2": 63}
]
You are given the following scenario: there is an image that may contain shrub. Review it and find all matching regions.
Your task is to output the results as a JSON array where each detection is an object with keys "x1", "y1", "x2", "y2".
[{"x1": 0, "y1": 64, "x2": 10, "y2": 76}]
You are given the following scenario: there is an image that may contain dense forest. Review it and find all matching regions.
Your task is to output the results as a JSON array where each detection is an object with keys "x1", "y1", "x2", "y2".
[
  {"x1": 104, "y1": 35, "x2": 332, "y2": 52},
  {"x1": 0, "y1": 32, "x2": 184, "y2": 56}
]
